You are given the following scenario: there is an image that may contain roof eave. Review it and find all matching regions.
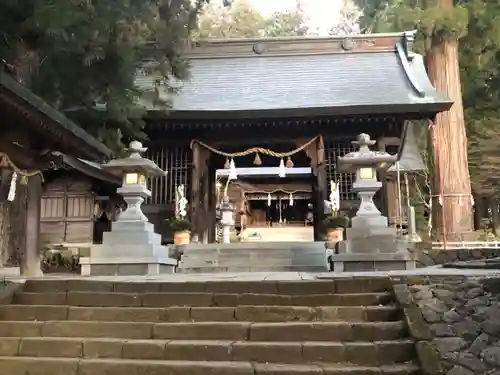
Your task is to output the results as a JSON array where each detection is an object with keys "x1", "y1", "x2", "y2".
[
  {"x1": 50, "y1": 152, "x2": 121, "y2": 185},
  {"x1": 147, "y1": 102, "x2": 452, "y2": 120}
]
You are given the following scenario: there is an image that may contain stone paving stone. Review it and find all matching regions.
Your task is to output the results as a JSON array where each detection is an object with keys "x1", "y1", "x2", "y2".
[
  {"x1": 0, "y1": 357, "x2": 79, "y2": 375},
  {"x1": 231, "y1": 341, "x2": 303, "y2": 363},
  {"x1": 18, "y1": 337, "x2": 83, "y2": 358}
]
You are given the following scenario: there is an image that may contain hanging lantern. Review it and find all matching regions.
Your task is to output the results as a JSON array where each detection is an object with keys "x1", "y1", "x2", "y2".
[
  {"x1": 289, "y1": 193, "x2": 294, "y2": 207},
  {"x1": 286, "y1": 157, "x2": 294, "y2": 168},
  {"x1": 253, "y1": 153, "x2": 262, "y2": 166},
  {"x1": 7, "y1": 172, "x2": 17, "y2": 202},
  {"x1": 224, "y1": 158, "x2": 231, "y2": 169},
  {"x1": 278, "y1": 158, "x2": 286, "y2": 178},
  {"x1": 267, "y1": 193, "x2": 271, "y2": 206},
  {"x1": 229, "y1": 158, "x2": 238, "y2": 180}
]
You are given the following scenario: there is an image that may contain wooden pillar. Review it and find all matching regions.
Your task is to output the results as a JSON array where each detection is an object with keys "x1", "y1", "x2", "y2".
[
  {"x1": 190, "y1": 142, "x2": 201, "y2": 241},
  {"x1": 207, "y1": 165, "x2": 217, "y2": 243},
  {"x1": 201, "y1": 161, "x2": 210, "y2": 244},
  {"x1": 385, "y1": 179, "x2": 400, "y2": 227},
  {"x1": 301, "y1": 136, "x2": 326, "y2": 241},
  {"x1": 23, "y1": 175, "x2": 42, "y2": 276},
  {"x1": 315, "y1": 137, "x2": 327, "y2": 241}
]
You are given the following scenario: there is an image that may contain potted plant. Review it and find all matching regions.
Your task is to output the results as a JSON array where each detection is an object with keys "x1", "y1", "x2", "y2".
[
  {"x1": 323, "y1": 213, "x2": 349, "y2": 245},
  {"x1": 167, "y1": 218, "x2": 192, "y2": 245}
]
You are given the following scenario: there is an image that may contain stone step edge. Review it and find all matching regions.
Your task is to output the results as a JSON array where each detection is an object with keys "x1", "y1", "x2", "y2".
[
  {"x1": 0, "y1": 337, "x2": 415, "y2": 365},
  {"x1": 22, "y1": 278, "x2": 393, "y2": 294},
  {"x1": 0, "y1": 356, "x2": 421, "y2": 374},
  {"x1": 0, "y1": 304, "x2": 398, "y2": 322},
  {"x1": 0, "y1": 320, "x2": 405, "y2": 327},
  {"x1": 12, "y1": 292, "x2": 394, "y2": 308},
  {"x1": 14, "y1": 291, "x2": 394, "y2": 298},
  {"x1": 0, "y1": 320, "x2": 407, "y2": 341},
  {"x1": 0, "y1": 336, "x2": 415, "y2": 346}
]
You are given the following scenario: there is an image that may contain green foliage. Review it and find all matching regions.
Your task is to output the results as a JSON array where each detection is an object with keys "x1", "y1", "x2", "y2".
[
  {"x1": 167, "y1": 218, "x2": 192, "y2": 232},
  {"x1": 355, "y1": 0, "x2": 468, "y2": 50},
  {"x1": 265, "y1": 11, "x2": 309, "y2": 37},
  {"x1": 195, "y1": 0, "x2": 309, "y2": 39},
  {"x1": 323, "y1": 214, "x2": 350, "y2": 229},
  {"x1": 0, "y1": 0, "x2": 208, "y2": 152}
]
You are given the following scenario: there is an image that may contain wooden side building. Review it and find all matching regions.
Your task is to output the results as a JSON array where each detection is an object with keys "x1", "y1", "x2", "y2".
[{"x1": 0, "y1": 65, "x2": 119, "y2": 275}]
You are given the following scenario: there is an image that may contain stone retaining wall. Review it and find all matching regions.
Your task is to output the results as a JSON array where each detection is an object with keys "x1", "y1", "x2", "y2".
[
  {"x1": 410, "y1": 246, "x2": 500, "y2": 267},
  {"x1": 393, "y1": 276, "x2": 500, "y2": 375}
]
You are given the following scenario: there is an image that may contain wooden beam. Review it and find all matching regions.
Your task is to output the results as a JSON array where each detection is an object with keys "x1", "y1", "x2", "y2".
[
  {"x1": 190, "y1": 142, "x2": 201, "y2": 241},
  {"x1": 23, "y1": 175, "x2": 43, "y2": 276}
]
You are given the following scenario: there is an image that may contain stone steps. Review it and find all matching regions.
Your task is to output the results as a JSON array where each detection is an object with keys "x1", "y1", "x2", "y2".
[
  {"x1": 0, "y1": 305, "x2": 399, "y2": 322},
  {"x1": 0, "y1": 357, "x2": 420, "y2": 375},
  {"x1": 0, "y1": 320, "x2": 407, "y2": 341},
  {"x1": 176, "y1": 265, "x2": 329, "y2": 273},
  {"x1": 0, "y1": 278, "x2": 420, "y2": 375},
  {"x1": 0, "y1": 337, "x2": 415, "y2": 364},
  {"x1": 177, "y1": 241, "x2": 328, "y2": 273},
  {"x1": 12, "y1": 291, "x2": 394, "y2": 307},
  {"x1": 21, "y1": 278, "x2": 392, "y2": 294}
]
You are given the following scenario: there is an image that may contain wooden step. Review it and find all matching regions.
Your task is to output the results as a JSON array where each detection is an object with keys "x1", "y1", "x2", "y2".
[
  {"x1": 0, "y1": 321, "x2": 406, "y2": 341},
  {"x1": 0, "y1": 304, "x2": 399, "y2": 322},
  {"x1": 12, "y1": 291, "x2": 394, "y2": 307},
  {"x1": 0, "y1": 357, "x2": 421, "y2": 375},
  {"x1": 0, "y1": 337, "x2": 415, "y2": 365}
]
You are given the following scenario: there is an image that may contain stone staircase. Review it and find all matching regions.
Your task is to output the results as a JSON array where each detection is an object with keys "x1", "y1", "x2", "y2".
[
  {"x1": 178, "y1": 241, "x2": 327, "y2": 273},
  {"x1": 0, "y1": 278, "x2": 420, "y2": 375}
]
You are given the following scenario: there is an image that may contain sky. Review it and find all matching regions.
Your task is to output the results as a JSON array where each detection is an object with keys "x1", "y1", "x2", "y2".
[{"x1": 249, "y1": 0, "x2": 341, "y2": 35}]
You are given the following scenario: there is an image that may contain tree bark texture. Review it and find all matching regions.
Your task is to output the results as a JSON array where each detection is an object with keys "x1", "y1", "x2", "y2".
[{"x1": 426, "y1": 39, "x2": 474, "y2": 241}]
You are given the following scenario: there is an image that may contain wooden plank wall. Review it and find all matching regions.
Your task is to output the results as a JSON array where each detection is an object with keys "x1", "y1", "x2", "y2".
[{"x1": 40, "y1": 178, "x2": 94, "y2": 245}]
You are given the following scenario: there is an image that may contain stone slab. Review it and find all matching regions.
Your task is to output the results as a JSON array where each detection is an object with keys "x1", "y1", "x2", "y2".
[{"x1": 80, "y1": 256, "x2": 177, "y2": 276}]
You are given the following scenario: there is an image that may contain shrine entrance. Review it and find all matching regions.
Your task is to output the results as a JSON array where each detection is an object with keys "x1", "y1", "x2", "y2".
[
  {"x1": 189, "y1": 135, "x2": 327, "y2": 243},
  {"x1": 216, "y1": 168, "x2": 314, "y2": 242}
]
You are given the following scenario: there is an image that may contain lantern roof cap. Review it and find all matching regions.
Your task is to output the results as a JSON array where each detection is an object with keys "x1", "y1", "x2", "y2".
[
  {"x1": 338, "y1": 134, "x2": 396, "y2": 172},
  {"x1": 101, "y1": 141, "x2": 166, "y2": 177}
]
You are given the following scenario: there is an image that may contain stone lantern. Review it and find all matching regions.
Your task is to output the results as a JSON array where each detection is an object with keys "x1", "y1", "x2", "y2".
[
  {"x1": 330, "y1": 133, "x2": 415, "y2": 272},
  {"x1": 80, "y1": 141, "x2": 177, "y2": 276},
  {"x1": 220, "y1": 196, "x2": 234, "y2": 244}
]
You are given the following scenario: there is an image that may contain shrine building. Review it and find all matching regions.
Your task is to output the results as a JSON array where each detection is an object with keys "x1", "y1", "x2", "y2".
[{"x1": 138, "y1": 31, "x2": 452, "y2": 243}]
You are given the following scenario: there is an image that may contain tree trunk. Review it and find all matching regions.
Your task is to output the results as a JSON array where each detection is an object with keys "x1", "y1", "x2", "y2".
[{"x1": 426, "y1": 37, "x2": 474, "y2": 242}]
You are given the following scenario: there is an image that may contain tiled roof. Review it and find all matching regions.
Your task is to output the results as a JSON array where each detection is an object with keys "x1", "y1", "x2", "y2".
[{"x1": 136, "y1": 32, "x2": 452, "y2": 117}]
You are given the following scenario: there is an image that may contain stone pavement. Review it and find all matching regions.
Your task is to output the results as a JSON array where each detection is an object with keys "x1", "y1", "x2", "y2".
[{"x1": 2, "y1": 266, "x2": 500, "y2": 282}]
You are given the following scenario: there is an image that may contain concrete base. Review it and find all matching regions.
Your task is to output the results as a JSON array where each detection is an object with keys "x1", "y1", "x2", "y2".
[
  {"x1": 330, "y1": 250, "x2": 416, "y2": 272},
  {"x1": 178, "y1": 241, "x2": 328, "y2": 273},
  {"x1": 80, "y1": 221, "x2": 178, "y2": 276},
  {"x1": 80, "y1": 257, "x2": 177, "y2": 276},
  {"x1": 0, "y1": 267, "x2": 21, "y2": 277}
]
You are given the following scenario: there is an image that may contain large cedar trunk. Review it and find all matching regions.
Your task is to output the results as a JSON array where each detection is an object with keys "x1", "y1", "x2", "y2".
[{"x1": 426, "y1": 39, "x2": 474, "y2": 241}]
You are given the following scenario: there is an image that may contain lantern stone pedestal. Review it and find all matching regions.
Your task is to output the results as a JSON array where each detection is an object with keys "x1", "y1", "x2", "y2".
[
  {"x1": 80, "y1": 141, "x2": 177, "y2": 276},
  {"x1": 331, "y1": 134, "x2": 416, "y2": 272}
]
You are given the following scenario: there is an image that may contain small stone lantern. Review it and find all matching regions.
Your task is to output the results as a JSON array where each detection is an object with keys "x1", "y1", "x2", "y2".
[
  {"x1": 80, "y1": 141, "x2": 177, "y2": 276},
  {"x1": 331, "y1": 133, "x2": 415, "y2": 272},
  {"x1": 220, "y1": 196, "x2": 234, "y2": 244},
  {"x1": 104, "y1": 141, "x2": 165, "y2": 223}
]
